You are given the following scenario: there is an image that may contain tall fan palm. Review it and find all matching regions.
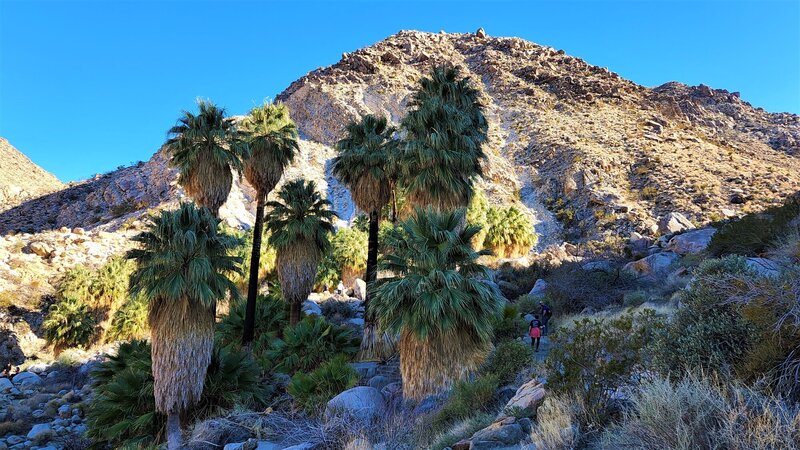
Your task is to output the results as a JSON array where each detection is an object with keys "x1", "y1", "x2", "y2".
[
  {"x1": 332, "y1": 114, "x2": 396, "y2": 359},
  {"x1": 239, "y1": 102, "x2": 299, "y2": 345},
  {"x1": 165, "y1": 99, "x2": 249, "y2": 216},
  {"x1": 265, "y1": 180, "x2": 337, "y2": 325},
  {"x1": 371, "y1": 208, "x2": 503, "y2": 400},
  {"x1": 127, "y1": 203, "x2": 241, "y2": 449},
  {"x1": 399, "y1": 65, "x2": 488, "y2": 213}
]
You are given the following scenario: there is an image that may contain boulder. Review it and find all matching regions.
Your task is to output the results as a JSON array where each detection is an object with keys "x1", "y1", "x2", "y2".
[
  {"x1": 223, "y1": 441, "x2": 281, "y2": 450},
  {"x1": 26, "y1": 423, "x2": 53, "y2": 441},
  {"x1": 501, "y1": 379, "x2": 546, "y2": 418},
  {"x1": 353, "y1": 278, "x2": 367, "y2": 301},
  {"x1": 623, "y1": 252, "x2": 679, "y2": 276},
  {"x1": 326, "y1": 386, "x2": 386, "y2": 423},
  {"x1": 475, "y1": 27, "x2": 487, "y2": 38},
  {"x1": 12, "y1": 371, "x2": 43, "y2": 388},
  {"x1": 282, "y1": 444, "x2": 317, "y2": 450},
  {"x1": 581, "y1": 260, "x2": 614, "y2": 273},
  {"x1": 0, "y1": 377, "x2": 13, "y2": 392},
  {"x1": 368, "y1": 375, "x2": 391, "y2": 391},
  {"x1": 528, "y1": 279, "x2": 547, "y2": 297},
  {"x1": 469, "y1": 416, "x2": 527, "y2": 449},
  {"x1": 27, "y1": 241, "x2": 54, "y2": 258},
  {"x1": 657, "y1": 212, "x2": 695, "y2": 235},
  {"x1": 348, "y1": 318, "x2": 365, "y2": 328},
  {"x1": 746, "y1": 258, "x2": 780, "y2": 278},
  {"x1": 667, "y1": 228, "x2": 716, "y2": 255},
  {"x1": 302, "y1": 300, "x2": 322, "y2": 316}
]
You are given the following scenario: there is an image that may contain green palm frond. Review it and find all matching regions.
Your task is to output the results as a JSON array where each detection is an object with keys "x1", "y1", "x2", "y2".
[
  {"x1": 240, "y1": 102, "x2": 299, "y2": 195},
  {"x1": 372, "y1": 207, "x2": 502, "y2": 343},
  {"x1": 399, "y1": 65, "x2": 488, "y2": 210},
  {"x1": 265, "y1": 179, "x2": 337, "y2": 252},
  {"x1": 332, "y1": 114, "x2": 396, "y2": 213},
  {"x1": 127, "y1": 203, "x2": 243, "y2": 310}
]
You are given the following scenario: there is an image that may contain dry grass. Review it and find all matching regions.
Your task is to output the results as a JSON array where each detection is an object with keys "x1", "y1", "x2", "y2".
[
  {"x1": 529, "y1": 394, "x2": 584, "y2": 450},
  {"x1": 598, "y1": 376, "x2": 800, "y2": 450}
]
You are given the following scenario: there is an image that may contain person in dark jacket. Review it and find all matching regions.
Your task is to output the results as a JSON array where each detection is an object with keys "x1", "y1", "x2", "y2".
[{"x1": 539, "y1": 301, "x2": 553, "y2": 336}]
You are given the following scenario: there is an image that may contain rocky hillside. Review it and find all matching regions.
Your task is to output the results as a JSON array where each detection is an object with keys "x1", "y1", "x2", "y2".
[
  {"x1": 0, "y1": 138, "x2": 63, "y2": 211},
  {"x1": 1, "y1": 28, "x2": 799, "y2": 303}
]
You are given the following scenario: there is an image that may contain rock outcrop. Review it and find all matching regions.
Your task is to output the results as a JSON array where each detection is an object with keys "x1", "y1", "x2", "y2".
[{"x1": 0, "y1": 138, "x2": 63, "y2": 211}]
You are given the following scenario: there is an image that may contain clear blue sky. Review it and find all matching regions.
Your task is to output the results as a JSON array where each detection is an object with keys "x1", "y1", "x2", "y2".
[{"x1": 1, "y1": 0, "x2": 798, "y2": 182}]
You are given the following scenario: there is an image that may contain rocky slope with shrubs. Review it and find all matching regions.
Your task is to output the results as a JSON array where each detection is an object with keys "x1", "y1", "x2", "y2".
[{"x1": 0, "y1": 139, "x2": 63, "y2": 212}]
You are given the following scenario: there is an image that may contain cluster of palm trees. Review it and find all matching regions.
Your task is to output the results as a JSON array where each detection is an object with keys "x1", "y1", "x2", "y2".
[{"x1": 126, "y1": 64, "x2": 504, "y2": 447}]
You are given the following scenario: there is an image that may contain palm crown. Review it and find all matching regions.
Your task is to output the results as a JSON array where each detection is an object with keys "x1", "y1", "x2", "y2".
[
  {"x1": 265, "y1": 179, "x2": 337, "y2": 252},
  {"x1": 240, "y1": 102, "x2": 299, "y2": 195},
  {"x1": 399, "y1": 65, "x2": 488, "y2": 210},
  {"x1": 332, "y1": 114, "x2": 396, "y2": 213},
  {"x1": 165, "y1": 99, "x2": 249, "y2": 214},
  {"x1": 372, "y1": 207, "x2": 501, "y2": 342},
  {"x1": 128, "y1": 203, "x2": 242, "y2": 310}
]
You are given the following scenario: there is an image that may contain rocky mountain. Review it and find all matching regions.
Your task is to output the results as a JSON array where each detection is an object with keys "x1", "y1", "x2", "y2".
[
  {"x1": 0, "y1": 138, "x2": 63, "y2": 211},
  {"x1": 1, "y1": 28, "x2": 799, "y2": 303}
]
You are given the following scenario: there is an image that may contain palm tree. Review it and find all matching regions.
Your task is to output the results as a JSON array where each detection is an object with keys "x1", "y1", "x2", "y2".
[
  {"x1": 398, "y1": 65, "x2": 488, "y2": 213},
  {"x1": 239, "y1": 102, "x2": 299, "y2": 345},
  {"x1": 265, "y1": 180, "x2": 336, "y2": 325},
  {"x1": 127, "y1": 203, "x2": 241, "y2": 449},
  {"x1": 331, "y1": 114, "x2": 395, "y2": 358},
  {"x1": 165, "y1": 99, "x2": 249, "y2": 216},
  {"x1": 371, "y1": 207, "x2": 503, "y2": 400}
]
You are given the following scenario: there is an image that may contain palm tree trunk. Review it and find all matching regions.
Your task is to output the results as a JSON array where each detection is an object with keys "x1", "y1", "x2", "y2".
[
  {"x1": 166, "y1": 412, "x2": 182, "y2": 450},
  {"x1": 390, "y1": 183, "x2": 398, "y2": 223},
  {"x1": 358, "y1": 210, "x2": 387, "y2": 360},
  {"x1": 289, "y1": 300, "x2": 302, "y2": 326},
  {"x1": 242, "y1": 192, "x2": 265, "y2": 346}
]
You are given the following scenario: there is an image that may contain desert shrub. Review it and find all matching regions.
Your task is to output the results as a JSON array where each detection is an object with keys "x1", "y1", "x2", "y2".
[
  {"x1": 314, "y1": 252, "x2": 341, "y2": 292},
  {"x1": 264, "y1": 315, "x2": 360, "y2": 374},
  {"x1": 545, "y1": 311, "x2": 663, "y2": 425},
  {"x1": 106, "y1": 292, "x2": 149, "y2": 342},
  {"x1": 651, "y1": 262, "x2": 754, "y2": 378},
  {"x1": 599, "y1": 375, "x2": 800, "y2": 450},
  {"x1": 484, "y1": 206, "x2": 537, "y2": 258},
  {"x1": 623, "y1": 290, "x2": 648, "y2": 308},
  {"x1": 466, "y1": 188, "x2": 490, "y2": 249},
  {"x1": 319, "y1": 299, "x2": 358, "y2": 323},
  {"x1": 491, "y1": 304, "x2": 527, "y2": 342},
  {"x1": 495, "y1": 260, "x2": 550, "y2": 300},
  {"x1": 707, "y1": 198, "x2": 800, "y2": 257},
  {"x1": 431, "y1": 375, "x2": 500, "y2": 433},
  {"x1": 90, "y1": 256, "x2": 133, "y2": 308},
  {"x1": 427, "y1": 413, "x2": 494, "y2": 450},
  {"x1": 331, "y1": 227, "x2": 368, "y2": 285},
  {"x1": 215, "y1": 293, "x2": 288, "y2": 348},
  {"x1": 544, "y1": 261, "x2": 636, "y2": 314},
  {"x1": 288, "y1": 356, "x2": 358, "y2": 413},
  {"x1": 43, "y1": 296, "x2": 99, "y2": 349},
  {"x1": 482, "y1": 340, "x2": 533, "y2": 385},
  {"x1": 57, "y1": 264, "x2": 94, "y2": 304},
  {"x1": 514, "y1": 295, "x2": 540, "y2": 316},
  {"x1": 768, "y1": 229, "x2": 800, "y2": 264},
  {"x1": 88, "y1": 340, "x2": 267, "y2": 448},
  {"x1": 529, "y1": 394, "x2": 585, "y2": 450}
]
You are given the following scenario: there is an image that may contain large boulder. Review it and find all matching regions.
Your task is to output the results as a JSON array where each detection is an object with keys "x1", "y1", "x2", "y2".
[
  {"x1": 12, "y1": 371, "x2": 43, "y2": 388},
  {"x1": 326, "y1": 386, "x2": 386, "y2": 423},
  {"x1": 581, "y1": 260, "x2": 614, "y2": 273},
  {"x1": 657, "y1": 212, "x2": 695, "y2": 235},
  {"x1": 623, "y1": 252, "x2": 679, "y2": 276},
  {"x1": 456, "y1": 416, "x2": 528, "y2": 450},
  {"x1": 353, "y1": 278, "x2": 367, "y2": 301},
  {"x1": 500, "y1": 379, "x2": 546, "y2": 418},
  {"x1": 27, "y1": 423, "x2": 53, "y2": 441},
  {"x1": 667, "y1": 228, "x2": 716, "y2": 255},
  {"x1": 527, "y1": 279, "x2": 547, "y2": 297},
  {"x1": 301, "y1": 300, "x2": 323, "y2": 316}
]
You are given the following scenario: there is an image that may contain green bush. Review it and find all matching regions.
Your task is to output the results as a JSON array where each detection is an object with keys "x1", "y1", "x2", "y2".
[
  {"x1": 545, "y1": 311, "x2": 663, "y2": 425},
  {"x1": 225, "y1": 225, "x2": 277, "y2": 292},
  {"x1": 707, "y1": 198, "x2": 800, "y2": 257},
  {"x1": 482, "y1": 340, "x2": 533, "y2": 385},
  {"x1": 491, "y1": 304, "x2": 527, "y2": 342},
  {"x1": 215, "y1": 294, "x2": 288, "y2": 348},
  {"x1": 427, "y1": 413, "x2": 495, "y2": 450},
  {"x1": 484, "y1": 206, "x2": 537, "y2": 258},
  {"x1": 43, "y1": 297, "x2": 99, "y2": 349},
  {"x1": 331, "y1": 227, "x2": 368, "y2": 282},
  {"x1": 431, "y1": 375, "x2": 500, "y2": 433},
  {"x1": 88, "y1": 340, "x2": 267, "y2": 448},
  {"x1": 107, "y1": 292, "x2": 149, "y2": 342},
  {"x1": 314, "y1": 253, "x2": 341, "y2": 292},
  {"x1": 623, "y1": 290, "x2": 648, "y2": 308},
  {"x1": 288, "y1": 356, "x2": 358, "y2": 412},
  {"x1": 651, "y1": 262, "x2": 754, "y2": 378},
  {"x1": 543, "y1": 262, "x2": 637, "y2": 314},
  {"x1": 466, "y1": 188, "x2": 490, "y2": 249},
  {"x1": 515, "y1": 295, "x2": 540, "y2": 316},
  {"x1": 264, "y1": 315, "x2": 360, "y2": 374},
  {"x1": 319, "y1": 299, "x2": 358, "y2": 322}
]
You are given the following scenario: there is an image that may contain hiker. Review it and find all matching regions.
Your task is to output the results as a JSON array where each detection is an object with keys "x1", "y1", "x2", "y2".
[
  {"x1": 529, "y1": 318, "x2": 542, "y2": 352},
  {"x1": 539, "y1": 301, "x2": 553, "y2": 335}
]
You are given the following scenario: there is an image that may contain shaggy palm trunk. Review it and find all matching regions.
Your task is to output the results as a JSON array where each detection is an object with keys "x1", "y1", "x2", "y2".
[
  {"x1": 390, "y1": 183, "x2": 398, "y2": 223},
  {"x1": 166, "y1": 413, "x2": 182, "y2": 450},
  {"x1": 150, "y1": 297, "x2": 214, "y2": 448},
  {"x1": 242, "y1": 193, "x2": 266, "y2": 346},
  {"x1": 277, "y1": 241, "x2": 320, "y2": 326},
  {"x1": 399, "y1": 328, "x2": 490, "y2": 401}
]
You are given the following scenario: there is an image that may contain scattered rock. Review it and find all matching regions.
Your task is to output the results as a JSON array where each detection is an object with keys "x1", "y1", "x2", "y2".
[
  {"x1": 368, "y1": 375, "x2": 391, "y2": 391},
  {"x1": 0, "y1": 377, "x2": 13, "y2": 392},
  {"x1": 745, "y1": 257, "x2": 780, "y2": 278},
  {"x1": 475, "y1": 27, "x2": 487, "y2": 39},
  {"x1": 352, "y1": 278, "x2": 367, "y2": 301},
  {"x1": 666, "y1": 228, "x2": 716, "y2": 255},
  {"x1": 12, "y1": 371, "x2": 43, "y2": 388},
  {"x1": 26, "y1": 423, "x2": 53, "y2": 441},
  {"x1": 326, "y1": 386, "x2": 386, "y2": 423},
  {"x1": 27, "y1": 241, "x2": 54, "y2": 258},
  {"x1": 528, "y1": 279, "x2": 547, "y2": 297},
  {"x1": 468, "y1": 416, "x2": 527, "y2": 449},
  {"x1": 657, "y1": 212, "x2": 695, "y2": 235},
  {"x1": 623, "y1": 252, "x2": 680, "y2": 276},
  {"x1": 581, "y1": 260, "x2": 615, "y2": 273},
  {"x1": 500, "y1": 379, "x2": 546, "y2": 418},
  {"x1": 301, "y1": 300, "x2": 323, "y2": 316}
]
